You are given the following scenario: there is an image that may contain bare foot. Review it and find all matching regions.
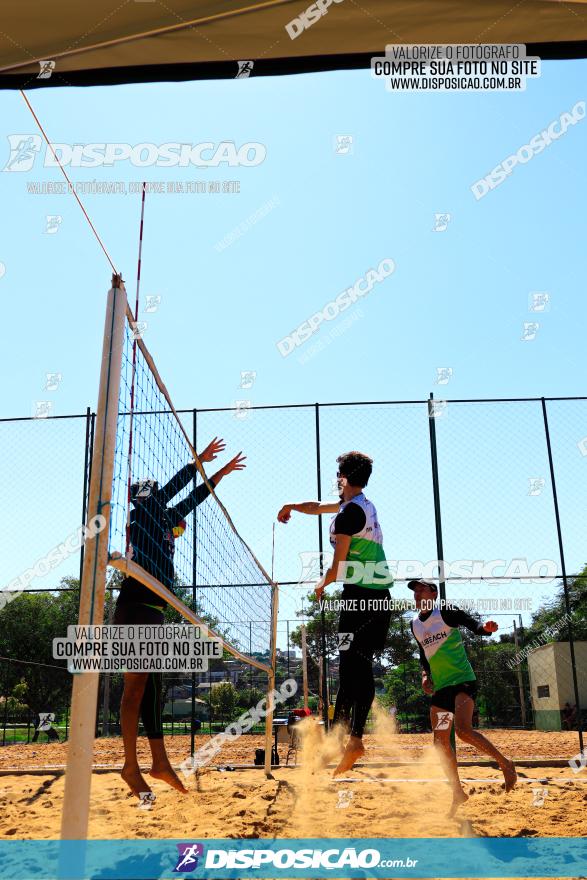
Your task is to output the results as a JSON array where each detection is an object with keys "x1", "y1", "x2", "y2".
[
  {"x1": 121, "y1": 763, "x2": 151, "y2": 798},
  {"x1": 501, "y1": 760, "x2": 517, "y2": 792},
  {"x1": 149, "y1": 763, "x2": 188, "y2": 793},
  {"x1": 333, "y1": 737, "x2": 365, "y2": 777},
  {"x1": 448, "y1": 787, "x2": 469, "y2": 817}
]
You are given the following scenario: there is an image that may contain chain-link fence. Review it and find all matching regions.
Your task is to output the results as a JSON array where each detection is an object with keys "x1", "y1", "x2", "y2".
[
  {"x1": 0, "y1": 614, "x2": 310, "y2": 747},
  {"x1": 1, "y1": 397, "x2": 585, "y2": 754}
]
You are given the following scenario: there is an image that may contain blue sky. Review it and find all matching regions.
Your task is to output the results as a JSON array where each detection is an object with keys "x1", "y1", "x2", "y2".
[{"x1": 0, "y1": 62, "x2": 585, "y2": 640}]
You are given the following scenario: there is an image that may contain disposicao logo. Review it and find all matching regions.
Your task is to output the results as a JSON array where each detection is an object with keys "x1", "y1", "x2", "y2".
[{"x1": 173, "y1": 843, "x2": 204, "y2": 872}]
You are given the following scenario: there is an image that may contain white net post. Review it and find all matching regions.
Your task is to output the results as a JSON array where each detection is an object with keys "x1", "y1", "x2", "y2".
[
  {"x1": 60, "y1": 275, "x2": 127, "y2": 840},
  {"x1": 264, "y1": 583, "x2": 279, "y2": 776}
]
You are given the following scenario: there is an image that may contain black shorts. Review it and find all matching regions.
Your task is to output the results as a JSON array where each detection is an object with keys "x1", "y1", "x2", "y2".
[
  {"x1": 430, "y1": 680, "x2": 477, "y2": 712},
  {"x1": 113, "y1": 600, "x2": 165, "y2": 627},
  {"x1": 117, "y1": 576, "x2": 167, "y2": 610},
  {"x1": 338, "y1": 584, "x2": 392, "y2": 653}
]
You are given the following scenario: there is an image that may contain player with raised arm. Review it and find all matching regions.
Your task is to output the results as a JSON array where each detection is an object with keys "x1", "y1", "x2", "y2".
[
  {"x1": 278, "y1": 451, "x2": 392, "y2": 776},
  {"x1": 115, "y1": 437, "x2": 246, "y2": 798},
  {"x1": 408, "y1": 578, "x2": 517, "y2": 815}
]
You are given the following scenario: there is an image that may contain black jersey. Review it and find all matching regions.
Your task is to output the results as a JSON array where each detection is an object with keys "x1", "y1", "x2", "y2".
[{"x1": 117, "y1": 463, "x2": 214, "y2": 607}]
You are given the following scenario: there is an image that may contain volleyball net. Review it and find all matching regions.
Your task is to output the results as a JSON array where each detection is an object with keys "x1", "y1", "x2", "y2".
[
  {"x1": 61, "y1": 276, "x2": 278, "y2": 840},
  {"x1": 108, "y1": 298, "x2": 276, "y2": 670}
]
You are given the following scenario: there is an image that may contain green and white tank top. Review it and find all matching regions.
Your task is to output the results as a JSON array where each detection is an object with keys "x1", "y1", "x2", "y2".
[
  {"x1": 329, "y1": 493, "x2": 391, "y2": 589},
  {"x1": 411, "y1": 607, "x2": 476, "y2": 689}
]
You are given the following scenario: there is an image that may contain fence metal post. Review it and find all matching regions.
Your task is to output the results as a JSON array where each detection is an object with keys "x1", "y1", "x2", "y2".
[
  {"x1": 518, "y1": 615, "x2": 533, "y2": 726},
  {"x1": 2, "y1": 696, "x2": 7, "y2": 746},
  {"x1": 190, "y1": 407, "x2": 198, "y2": 759},
  {"x1": 314, "y1": 403, "x2": 329, "y2": 728},
  {"x1": 513, "y1": 619, "x2": 527, "y2": 727},
  {"x1": 399, "y1": 614, "x2": 409, "y2": 732},
  {"x1": 427, "y1": 394, "x2": 447, "y2": 604},
  {"x1": 541, "y1": 398, "x2": 584, "y2": 753},
  {"x1": 428, "y1": 394, "x2": 456, "y2": 751}
]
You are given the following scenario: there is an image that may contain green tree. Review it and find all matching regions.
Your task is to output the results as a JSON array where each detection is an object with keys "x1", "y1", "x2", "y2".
[
  {"x1": 523, "y1": 566, "x2": 587, "y2": 643},
  {"x1": 211, "y1": 681, "x2": 237, "y2": 722},
  {"x1": 382, "y1": 660, "x2": 429, "y2": 727},
  {"x1": 289, "y1": 591, "x2": 340, "y2": 660},
  {"x1": 468, "y1": 639, "x2": 525, "y2": 725},
  {"x1": 236, "y1": 686, "x2": 265, "y2": 712},
  {"x1": 3, "y1": 679, "x2": 30, "y2": 717},
  {"x1": 0, "y1": 577, "x2": 79, "y2": 715}
]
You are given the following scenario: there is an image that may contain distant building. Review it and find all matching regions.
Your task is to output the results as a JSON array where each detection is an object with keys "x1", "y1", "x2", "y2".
[
  {"x1": 527, "y1": 641, "x2": 587, "y2": 730},
  {"x1": 277, "y1": 649, "x2": 299, "y2": 660},
  {"x1": 162, "y1": 696, "x2": 209, "y2": 719}
]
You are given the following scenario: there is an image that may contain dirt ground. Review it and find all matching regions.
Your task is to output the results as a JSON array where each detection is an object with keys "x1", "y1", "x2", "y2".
[
  {"x1": 1, "y1": 762, "x2": 586, "y2": 842},
  {"x1": 0, "y1": 726, "x2": 581, "y2": 772},
  {"x1": 1, "y1": 714, "x2": 585, "y2": 843}
]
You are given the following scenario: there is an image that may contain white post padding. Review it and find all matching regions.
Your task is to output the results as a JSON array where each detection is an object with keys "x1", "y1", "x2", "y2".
[{"x1": 60, "y1": 276, "x2": 127, "y2": 840}]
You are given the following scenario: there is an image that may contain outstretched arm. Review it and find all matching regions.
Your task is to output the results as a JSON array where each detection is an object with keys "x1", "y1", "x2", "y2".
[
  {"x1": 208, "y1": 452, "x2": 246, "y2": 489},
  {"x1": 157, "y1": 438, "x2": 228, "y2": 505},
  {"x1": 441, "y1": 606, "x2": 497, "y2": 636},
  {"x1": 157, "y1": 463, "x2": 197, "y2": 506},
  {"x1": 277, "y1": 500, "x2": 340, "y2": 522},
  {"x1": 169, "y1": 453, "x2": 246, "y2": 524}
]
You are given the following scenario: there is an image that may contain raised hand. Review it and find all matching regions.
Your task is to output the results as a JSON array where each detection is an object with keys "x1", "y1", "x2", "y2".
[
  {"x1": 221, "y1": 452, "x2": 247, "y2": 475},
  {"x1": 199, "y1": 437, "x2": 226, "y2": 463},
  {"x1": 483, "y1": 620, "x2": 499, "y2": 633}
]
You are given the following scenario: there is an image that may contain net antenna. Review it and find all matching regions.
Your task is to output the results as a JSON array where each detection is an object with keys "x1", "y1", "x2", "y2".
[
  {"x1": 61, "y1": 276, "x2": 279, "y2": 841},
  {"x1": 125, "y1": 182, "x2": 147, "y2": 558}
]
